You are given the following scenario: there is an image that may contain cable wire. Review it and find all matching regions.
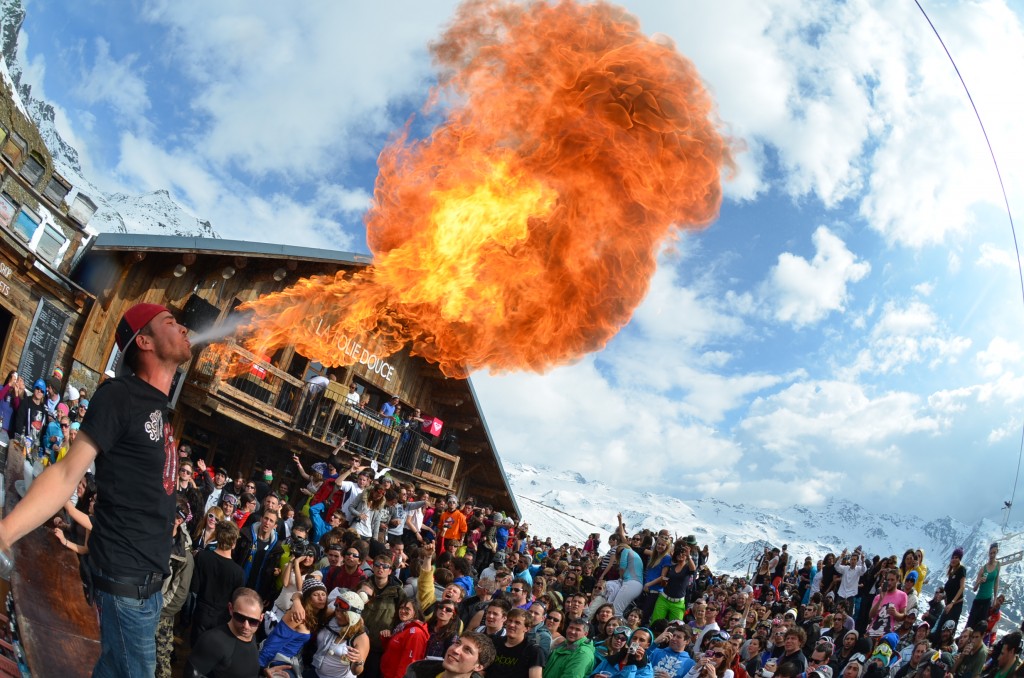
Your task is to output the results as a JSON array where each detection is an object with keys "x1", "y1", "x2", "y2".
[{"x1": 912, "y1": 0, "x2": 1024, "y2": 528}]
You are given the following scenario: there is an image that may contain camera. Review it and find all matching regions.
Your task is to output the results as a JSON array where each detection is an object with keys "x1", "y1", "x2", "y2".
[{"x1": 629, "y1": 642, "x2": 639, "y2": 654}]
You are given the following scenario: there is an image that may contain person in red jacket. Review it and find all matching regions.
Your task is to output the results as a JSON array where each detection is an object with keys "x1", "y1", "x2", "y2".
[{"x1": 381, "y1": 599, "x2": 429, "y2": 678}]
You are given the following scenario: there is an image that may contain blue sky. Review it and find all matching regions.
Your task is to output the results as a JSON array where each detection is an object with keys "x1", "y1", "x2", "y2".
[{"x1": 10, "y1": 0, "x2": 1024, "y2": 523}]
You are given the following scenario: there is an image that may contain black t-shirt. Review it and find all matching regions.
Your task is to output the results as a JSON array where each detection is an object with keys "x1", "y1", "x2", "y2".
[
  {"x1": 488, "y1": 637, "x2": 545, "y2": 678},
  {"x1": 13, "y1": 397, "x2": 47, "y2": 445},
  {"x1": 944, "y1": 565, "x2": 966, "y2": 601},
  {"x1": 186, "y1": 624, "x2": 259, "y2": 678},
  {"x1": 192, "y1": 550, "x2": 245, "y2": 611},
  {"x1": 664, "y1": 562, "x2": 696, "y2": 598},
  {"x1": 81, "y1": 376, "x2": 177, "y2": 577}
]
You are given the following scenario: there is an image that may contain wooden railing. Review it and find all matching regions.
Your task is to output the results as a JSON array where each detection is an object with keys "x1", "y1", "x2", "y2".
[
  {"x1": 188, "y1": 343, "x2": 460, "y2": 490},
  {"x1": 190, "y1": 342, "x2": 304, "y2": 425}
]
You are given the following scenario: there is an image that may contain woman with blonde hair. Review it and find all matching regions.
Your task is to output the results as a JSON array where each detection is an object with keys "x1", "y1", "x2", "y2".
[
  {"x1": 311, "y1": 589, "x2": 371, "y2": 678},
  {"x1": 192, "y1": 506, "x2": 225, "y2": 552}
]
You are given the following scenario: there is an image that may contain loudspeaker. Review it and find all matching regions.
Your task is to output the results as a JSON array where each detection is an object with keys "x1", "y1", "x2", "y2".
[
  {"x1": 182, "y1": 294, "x2": 220, "y2": 332},
  {"x1": 440, "y1": 432, "x2": 459, "y2": 455}
]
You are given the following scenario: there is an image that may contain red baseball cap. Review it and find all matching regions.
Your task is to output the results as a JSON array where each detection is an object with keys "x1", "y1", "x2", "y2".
[{"x1": 115, "y1": 303, "x2": 170, "y2": 375}]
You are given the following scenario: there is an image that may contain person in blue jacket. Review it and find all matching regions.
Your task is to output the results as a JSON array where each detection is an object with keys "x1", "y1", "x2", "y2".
[{"x1": 591, "y1": 628, "x2": 655, "y2": 678}]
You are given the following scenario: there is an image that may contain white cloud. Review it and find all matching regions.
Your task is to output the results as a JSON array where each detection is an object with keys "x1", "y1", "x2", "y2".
[
  {"x1": 840, "y1": 300, "x2": 971, "y2": 378},
  {"x1": 988, "y1": 419, "x2": 1019, "y2": 444},
  {"x1": 632, "y1": 264, "x2": 745, "y2": 346},
  {"x1": 977, "y1": 337, "x2": 1024, "y2": 378},
  {"x1": 73, "y1": 39, "x2": 150, "y2": 124},
  {"x1": 740, "y1": 379, "x2": 940, "y2": 458},
  {"x1": 762, "y1": 226, "x2": 870, "y2": 327},
  {"x1": 115, "y1": 132, "x2": 358, "y2": 248},
  {"x1": 472, "y1": 359, "x2": 745, "y2": 492},
  {"x1": 977, "y1": 242, "x2": 1021, "y2": 270},
  {"x1": 140, "y1": 0, "x2": 458, "y2": 178}
]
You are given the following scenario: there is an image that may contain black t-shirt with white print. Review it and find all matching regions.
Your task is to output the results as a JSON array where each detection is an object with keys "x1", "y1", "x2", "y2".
[{"x1": 80, "y1": 375, "x2": 177, "y2": 577}]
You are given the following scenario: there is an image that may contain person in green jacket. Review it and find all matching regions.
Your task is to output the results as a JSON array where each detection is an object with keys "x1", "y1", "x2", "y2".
[{"x1": 545, "y1": 618, "x2": 596, "y2": 678}]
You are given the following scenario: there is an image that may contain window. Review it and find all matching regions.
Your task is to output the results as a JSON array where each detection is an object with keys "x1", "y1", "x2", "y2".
[
  {"x1": 13, "y1": 207, "x2": 39, "y2": 241},
  {"x1": 1, "y1": 131, "x2": 27, "y2": 166},
  {"x1": 35, "y1": 224, "x2": 67, "y2": 264},
  {"x1": 0, "y1": 193, "x2": 16, "y2": 229},
  {"x1": 43, "y1": 174, "x2": 71, "y2": 206},
  {"x1": 20, "y1": 152, "x2": 46, "y2": 186}
]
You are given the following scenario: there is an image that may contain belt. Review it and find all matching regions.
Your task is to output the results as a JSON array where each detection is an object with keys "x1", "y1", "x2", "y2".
[
  {"x1": 91, "y1": 569, "x2": 165, "y2": 600},
  {"x1": 661, "y1": 593, "x2": 686, "y2": 603}
]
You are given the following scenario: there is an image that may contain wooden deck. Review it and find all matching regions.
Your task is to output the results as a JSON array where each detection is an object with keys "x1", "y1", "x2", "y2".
[{"x1": 2, "y1": 441, "x2": 99, "y2": 676}]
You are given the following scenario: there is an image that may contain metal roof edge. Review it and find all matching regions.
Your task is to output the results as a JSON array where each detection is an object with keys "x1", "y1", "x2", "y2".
[{"x1": 90, "y1": 233, "x2": 373, "y2": 266}]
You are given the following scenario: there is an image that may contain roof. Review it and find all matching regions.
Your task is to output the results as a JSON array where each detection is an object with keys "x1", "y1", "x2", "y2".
[{"x1": 89, "y1": 232, "x2": 373, "y2": 266}]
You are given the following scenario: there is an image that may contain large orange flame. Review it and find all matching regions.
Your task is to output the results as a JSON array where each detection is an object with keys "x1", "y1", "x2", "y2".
[{"x1": 239, "y1": 0, "x2": 733, "y2": 378}]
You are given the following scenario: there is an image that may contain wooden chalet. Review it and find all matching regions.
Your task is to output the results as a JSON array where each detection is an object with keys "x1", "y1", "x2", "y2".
[
  {"x1": 0, "y1": 76, "x2": 97, "y2": 393},
  {"x1": 70, "y1": 233, "x2": 520, "y2": 517}
]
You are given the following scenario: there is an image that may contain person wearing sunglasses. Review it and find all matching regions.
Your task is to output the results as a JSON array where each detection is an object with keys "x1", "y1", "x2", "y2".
[
  {"x1": 191, "y1": 506, "x2": 225, "y2": 554},
  {"x1": 310, "y1": 589, "x2": 372, "y2": 678},
  {"x1": 185, "y1": 586, "x2": 263, "y2": 678},
  {"x1": 362, "y1": 554, "x2": 410, "y2": 678},
  {"x1": 591, "y1": 627, "x2": 654, "y2": 678},
  {"x1": 684, "y1": 641, "x2": 733, "y2": 678},
  {"x1": 594, "y1": 624, "x2": 631, "y2": 660},
  {"x1": 545, "y1": 608, "x2": 566, "y2": 650},
  {"x1": 425, "y1": 600, "x2": 463, "y2": 661}
]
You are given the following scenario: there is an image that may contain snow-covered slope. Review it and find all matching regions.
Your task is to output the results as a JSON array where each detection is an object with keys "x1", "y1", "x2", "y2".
[
  {"x1": 508, "y1": 462, "x2": 1024, "y2": 626},
  {"x1": 0, "y1": 0, "x2": 218, "y2": 239}
]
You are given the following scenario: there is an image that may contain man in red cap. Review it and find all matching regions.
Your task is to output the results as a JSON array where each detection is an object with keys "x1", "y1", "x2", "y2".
[{"x1": 0, "y1": 302, "x2": 192, "y2": 677}]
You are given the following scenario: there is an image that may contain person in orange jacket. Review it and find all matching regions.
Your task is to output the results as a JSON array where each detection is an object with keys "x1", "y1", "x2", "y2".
[{"x1": 439, "y1": 495, "x2": 468, "y2": 552}]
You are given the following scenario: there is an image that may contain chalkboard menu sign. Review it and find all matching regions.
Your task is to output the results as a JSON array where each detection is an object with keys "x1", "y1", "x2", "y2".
[{"x1": 18, "y1": 298, "x2": 72, "y2": 384}]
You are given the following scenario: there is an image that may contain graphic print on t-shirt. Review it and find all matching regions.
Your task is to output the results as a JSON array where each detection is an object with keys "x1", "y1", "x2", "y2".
[
  {"x1": 161, "y1": 416, "x2": 177, "y2": 495},
  {"x1": 31, "y1": 409, "x2": 44, "y2": 433}
]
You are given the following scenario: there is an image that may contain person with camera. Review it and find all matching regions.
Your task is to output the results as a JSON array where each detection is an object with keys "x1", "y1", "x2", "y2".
[
  {"x1": 590, "y1": 627, "x2": 654, "y2": 678},
  {"x1": 683, "y1": 637, "x2": 732, "y2": 678}
]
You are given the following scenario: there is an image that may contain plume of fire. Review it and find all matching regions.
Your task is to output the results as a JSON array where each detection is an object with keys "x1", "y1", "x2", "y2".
[{"x1": 238, "y1": 0, "x2": 733, "y2": 378}]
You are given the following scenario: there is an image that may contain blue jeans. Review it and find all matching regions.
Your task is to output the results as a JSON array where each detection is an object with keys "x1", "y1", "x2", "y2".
[{"x1": 93, "y1": 589, "x2": 163, "y2": 678}]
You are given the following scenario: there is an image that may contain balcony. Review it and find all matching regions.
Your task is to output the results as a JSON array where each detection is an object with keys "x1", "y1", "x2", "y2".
[{"x1": 188, "y1": 342, "x2": 460, "y2": 490}]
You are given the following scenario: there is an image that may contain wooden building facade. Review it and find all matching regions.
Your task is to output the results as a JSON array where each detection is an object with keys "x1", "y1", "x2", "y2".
[
  {"x1": 70, "y1": 234, "x2": 520, "y2": 516},
  {"x1": 0, "y1": 74, "x2": 97, "y2": 401}
]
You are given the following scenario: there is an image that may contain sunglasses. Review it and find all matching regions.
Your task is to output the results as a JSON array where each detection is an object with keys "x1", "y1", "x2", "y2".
[
  {"x1": 232, "y1": 610, "x2": 261, "y2": 628},
  {"x1": 206, "y1": 513, "x2": 217, "y2": 520},
  {"x1": 335, "y1": 597, "x2": 362, "y2": 612},
  {"x1": 708, "y1": 651, "x2": 726, "y2": 658},
  {"x1": 373, "y1": 562, "x2": 392, "y2": 569},
  {"x1": 438, "y1": 606, "x2": 456, "y2": 613},
  {"x1": 510, "y1": 587, "x2": 524, "y2": 593},
  {"x1": 60, "y1": 424, "x2": 69, "y2": 429},
  {"x1": 345, "y1": 552, "x2": 360, "y2": 558}
]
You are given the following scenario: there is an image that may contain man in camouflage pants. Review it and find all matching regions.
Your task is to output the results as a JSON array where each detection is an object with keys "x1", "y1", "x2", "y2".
[{"x1": 156, "y1": 497, "x2": 195, "y2": 677}]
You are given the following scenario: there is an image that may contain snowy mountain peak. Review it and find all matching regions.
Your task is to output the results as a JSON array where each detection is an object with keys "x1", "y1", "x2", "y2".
[{"x1": 0, "y1": 0, "x2": 218, "y2": 239}]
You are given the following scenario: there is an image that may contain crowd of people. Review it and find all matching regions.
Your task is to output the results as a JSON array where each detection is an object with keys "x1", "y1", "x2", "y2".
[{"x1": 47, "y1": 442, "x2": 1024, "y2": 678}]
